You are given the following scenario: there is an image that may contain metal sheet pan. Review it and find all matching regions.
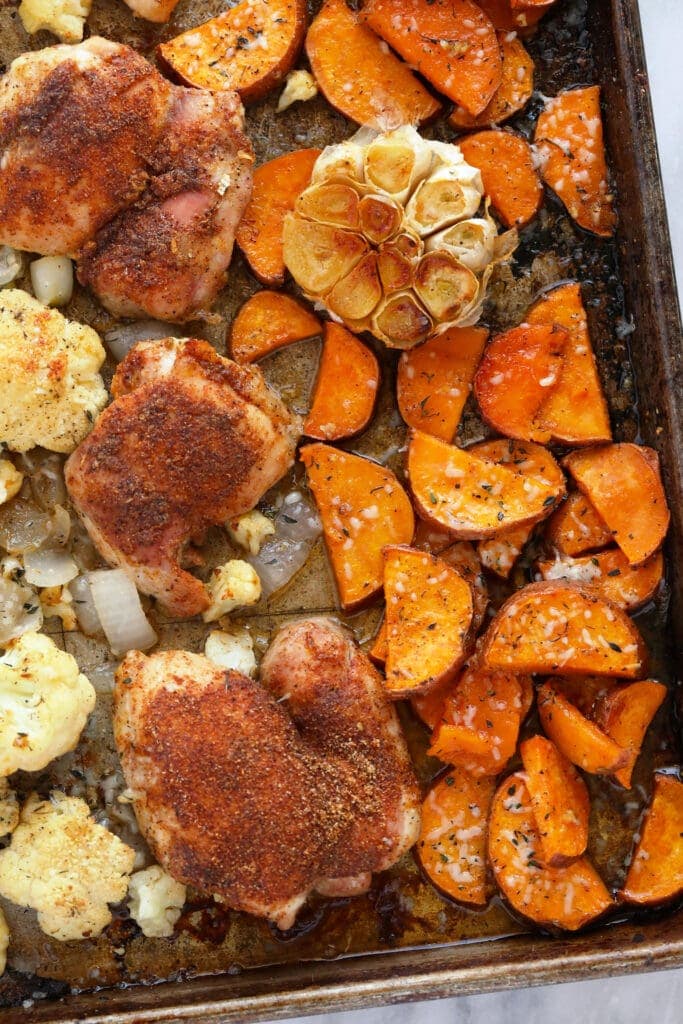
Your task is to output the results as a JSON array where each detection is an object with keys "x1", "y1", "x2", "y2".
[{"x1": 0, "y1": 0, "x2": 682, "y2": 1018}]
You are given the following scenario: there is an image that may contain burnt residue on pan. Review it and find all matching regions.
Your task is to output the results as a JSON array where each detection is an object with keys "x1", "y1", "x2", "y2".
[{"x1": 0, "y1": 0, "x2": 681, "y2": 1008}]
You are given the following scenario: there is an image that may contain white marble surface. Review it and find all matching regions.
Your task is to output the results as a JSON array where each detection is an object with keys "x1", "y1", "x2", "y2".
[{"x1": 265, "y1": 2, "x2": 683, "y2": 1022}]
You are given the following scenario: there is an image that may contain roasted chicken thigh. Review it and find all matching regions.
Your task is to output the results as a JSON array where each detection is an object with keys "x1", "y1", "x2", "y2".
[
  {"x1": 114, "y1": 618, "x2": 421, "y2": 929},
  {"x1": 65, "y1": 338, "x2": 300, "y2": 617}
]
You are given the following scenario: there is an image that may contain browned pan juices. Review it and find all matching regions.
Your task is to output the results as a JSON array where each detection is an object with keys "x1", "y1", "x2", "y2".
[{"x1": 0, "y1": 0, "x2": 682, "y2": 1017}]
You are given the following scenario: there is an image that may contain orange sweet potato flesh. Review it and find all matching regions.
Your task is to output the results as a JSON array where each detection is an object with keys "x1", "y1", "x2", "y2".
[
  {"x1": 538, "y1": 681, "x2": 629, "y2": 775},
  {"x1": 551, "y1": 675, "x2": 616, "y2": 719},
  {"x1": 360, "y1": 0, "x2": 502, "y2": 117},
  {"x1": 383, "y1": 545, "x2": 474, "y2": 698},
  {"x1": 520, "y1": 734, "x2": 590, "y2": 866},
  {"x1": 397, "y1": 326, "x2": 488, "y2": 442},
  {"x1": 368, "y1": 618, "x2": 387, "y2": 667},
  {"x1": 306, "y1": 0, "x2": 441, "y2": 129},
  {"x1": 417, "y1": 770, "x2": 495, "y2": 907},
  {"x1": 564, "y1": 444, "x2": 670, "y2": 567},
  {"x1": 458, "y1": 131, "x2": 542, "y2": 228},
  {"x1": 407, "y1": 431, "x2": 564, "y2": 540},
  {"x1": 526, "y1": 283, "x2": 611, "y2": 445},
  {"x1": 478, "y1": 523, "x2": 534, "y2": 578},
  {"x1": 304, "y1": 323, "x2": 379, "y2": 441},
  {"x1": 594, "y1": 680, "x2": 667, "y2": 788},
  {"x1": 545, "y1": 490, "x2": 612, "y2": 557},
  {"x1": 474, "y1": 323, "x2": 569, "y2": 442},
  {"x1": 450, "y1": 34, "x2": 534, "y2": 130},
  {"x1": 429, "y1": 663, "x2": 526, "y2": 776},
  {"x1": 301, "y1": 444, "x2": 414, "y2": 610},
  {"x1": 439, "y1": 541, "x2": 489, "y2": 633},
  {"x1": 230, "y1": 291, "x2": 321, "y2": 363},
  {"x1": 535, "y1": 86, "x2": 616, "y2": 237},
  {"x1": 621, "y1": 774, "x2": 683, "y2": 906},
  {"x1": 482, "y1": 581, "x2": 647, "y2": 678},
  {"x1": 489, "y1": 772, "x2": 612, "y2": 930},
  {"x1": 537, "y1": 548, "x2": 664, "y2": 613},
  {"x1": 236, "y1": 149, "x2": 320, "y2": 286},
  {"x1": 477, "y1": 0, "x2": 545, "y2": 30},
  {"x1": 411, "y1": 676, "x2": 456, "y2": 731},
  {"x1": 158, "y1": 0, "x2": 306, "y2": 102}
]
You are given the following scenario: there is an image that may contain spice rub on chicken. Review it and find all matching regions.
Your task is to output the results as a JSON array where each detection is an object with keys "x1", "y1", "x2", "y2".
[
  {"x1": 0, "y1": 38, "x2": 253, "y2": 321},
  {"x1": 65, "y1": 338, "x2": 301, "y2": 618},
  {"x1": 114, "y1": 618, "x2": 421, "y2": 929}
]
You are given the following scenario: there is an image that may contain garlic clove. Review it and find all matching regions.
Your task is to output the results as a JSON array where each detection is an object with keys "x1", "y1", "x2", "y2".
[
  {"x1": 413, "y1": 251, "x2": 479, "y2": 322},
  {"x1": 405, "y1": 157, "x2": 484, "y2": 236},
  {"x1": 372, "y1": 290, "x2": 433, "y2": 349},
  {"x1": 325, "y1": 252, "x2": 382, "y2": 323},
  {"x1": 297, "y1": 181, "x2": 361, "y2": 231},
  {"x1": 363, "y1": 126, "x2": 433, "y2": 203},
  {"x1": 426, "y1": 217, "x2": 497, "y2": 273},
  {"x1": 283, "y1": 212, "x2": 369, "y2": 295},
  {"x1": 358, "y1": 194, "x2": 402, "y2": 245}
]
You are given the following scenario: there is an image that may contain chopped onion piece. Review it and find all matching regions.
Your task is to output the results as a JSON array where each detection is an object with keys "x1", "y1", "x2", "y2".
[
  {"x1": 105, "y1": 321, "x2": 184, "y2": 362},
  {"x1": 69, "y1": 575, "x2": 103, "y2": 636},
  {"x1": 30, "y1": 256, "x2": 73, "y2": 307},
  {"x1": 87, "y1": 569, "x2": 157, "y2": 656},
  {"x1": 249, "y1": 494, "x2": 321, "y2": 597},
  {"x1": 23, "y1": 547, "x2": 78, "y2": 587},
  {"x1": 0, "y1": 246, "x2": 23, "y2": 288}
]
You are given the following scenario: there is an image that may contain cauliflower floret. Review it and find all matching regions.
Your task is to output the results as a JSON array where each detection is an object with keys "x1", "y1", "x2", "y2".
[
  {"x1": 0, "y1": 791, "x2": 135, "y2": 941},
  {"x1": 202, "y1": 560, "x2": 261, "y2": 622},
  {"x1": 39, "y1": 584, "x2": 78, "y2": 632},
  {"x1": 0, "y1": 781, "x2": 19, "y2": 838},
  {"x1": 0, "y1": 289, "x2": 106, "y2": 454},
  {"x1": 0, "y1": 575, "x2": 42, "y2": 647},
  {"x1": 0, "y1": 461, "x2": 23, "y2": 506},
  {"x1": 19, "y1": 0, "x2": 91, "y2": 43},
  {"x1": 127, "y1": 865, "x2": 186, "y2": 938},
  {"x1": 0, "y1": 908, "x2": 8, "y2": 975},
  {"x1": 204, "y1": 627, "x2": 257, "y2": 676},
  {"x1": 277, "y1": 70, "x2": 318, "y2": 112},
  {"x1": 226, "y1": 509, "x2": 275, "y2": 556},
  {"x1": 0, "y1": 631, "x2": 96, "y2": 776}
]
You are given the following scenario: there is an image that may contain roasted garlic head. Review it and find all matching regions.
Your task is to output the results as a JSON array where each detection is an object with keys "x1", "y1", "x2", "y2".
[{"x1": 283, "y1": 127, "x2": 517, "y2": 349}]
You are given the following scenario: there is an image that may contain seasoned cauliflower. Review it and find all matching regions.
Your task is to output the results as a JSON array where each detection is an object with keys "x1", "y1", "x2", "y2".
[
  {"x1": 0, "y1": 575, "x2": 42, "y2": 647},
  {"x1": 0, "y1": 289, "x2": 107, "y2": 454},
  {"x1": 0, "y1": 461, "x2": 23, "y2": 506},
  {"x1": 277, "y1": 70, "x2": 318, "y2": 112},
  {"x1": 0, "y1": 791, "x2": 135, "y2": 941},
  {"x1": 19, "y1": 0, "x2": 92, "y2": 43},
  {"x1": 0, "y1": 781, "x2": 19, "y2": 838},
  {"x1": 226, "y1": 510, "x2": 275, "y2": 556},
  {"x1": 202, "y1": 560, "x2": 261, "y2": 622},
  {"x1": 204, "y1": 627, "x2": 257, "y2": 676},
  {"x1": 0, "y1": 631, "x2": 96, "y2": 776},
  {"x1": 39, "y1": 584, "x2": 78, "y2": 632},
  {"x1": 0, "y1": 908, "x2": 8, "y2": 975},
  {"x1": 127, "y1": 865, "x2": 186, "y2": 938}
]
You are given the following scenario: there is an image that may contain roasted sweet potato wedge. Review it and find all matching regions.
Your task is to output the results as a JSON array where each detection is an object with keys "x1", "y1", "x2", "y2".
[
  {"x1": 417, "y1": 770, "x2": 495, "y2": 907},
  {"x1": 550, "y1": 675, "x2": 616, "y2": 718},
  {"x1": 458, "y1": 131, "x2": 543, "y2": 228},
  {"x1": 564, "y1": 444, "x2": 670, "y2": 567},
  {"x1": 525, "y1": 283, "x2": 611, "y2": 445},
  {"x1": 411, "y1": 676, "x2": 456, "y2": 731},
  {"x1": 236, "y1": 149, "x2": 320, "y2": 286},
  {"x1": 482, "y1": 581, "x2": 647, "y2": 678},
  {"x1": 537, "y1": 549, "x2": 664, "y2": 613},
  {"x1": 304, "y1": 323, "x2": 379, "y2": 441},
  {"x1": 306, "y1": 0, "x2": 441, "y2": 129},
  {"x1": 439, "y1": 542, "x2": 489, "y2": 633},
  {"x1": 158, "y1": 0, "x2": 306, "y2": 102},
  {"x1": 230, "y1": 291, "x2": 321, "y2": 363},
  {"x1": 474, "y1": 322, "x2": 569, "y2": 442},
  {"x1": 489, "y1": 772, "x2": 612, "y2": 930},
  {"x1": 397, "y1": 326, "x2": 488, "y2": 442},
  {"x1": 449, "y1": 33, "x2": 534, "y2": 130},
  {"x1": 383, "y1": 545, "x2": 474, "y2": 698},
  {"x1": 594, "y1": 680, "x2": 667, "y2": 788},
  {"x1": 534, "y1": 86, "x2": 616, "y2": 236},
  {"x1": 545, "y1": 490, "x2": 612, "y2": 557},
  {"x1": 477, "y1": 0, "x2": 545, "y2": 30},
  {"x1": 300, "y1": 444, "x2": 414, "y2": 610},
  {"x1": 407, "y1": 431, "x2": 564, "y2": 540},
  {"x1": 538, "y1": 681, "x2": 629, "y2": 774},
  {"x1": 621, "y1": 774, "x2": 683, "y2": 906},
  {"x1": 368, "y1": 618, "x2": 387, "y2": 667},
  {"x1": 478, "y1": 524, "x2": 534, "y2": 578},
  {"x1": 360, "y1": 0, "x2": 502, "y2": 117},
  {"x1": 520, "y1": 734, "x2": 590, "y2": 866}
]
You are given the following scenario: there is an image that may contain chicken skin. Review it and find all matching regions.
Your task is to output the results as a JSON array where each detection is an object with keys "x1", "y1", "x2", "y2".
[
  {"x1": 65, "y1": 338, "x2": 300, "y2": 617},
  {"x1": 114, "y1": 618, "x2": 421, "y2": 929},
  {"x1": 0, "y1": 39, "x2": 253, "y2": 321}
]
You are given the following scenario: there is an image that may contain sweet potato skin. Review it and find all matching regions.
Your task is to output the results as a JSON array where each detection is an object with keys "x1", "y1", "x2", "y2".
[
  {"x1": 545, "y1": 490, "x2": 612, "y2": 557},
  {"x1": 621, "y1": 774, "x2": 683, "y2": 906},
  {"x1": 520, "y1": 734, "x2": 590, "y2": 866},
  {"x1": 304, "y1": 323, "x2": 379, "y2": 441},
  {"x1": 537, "y1": 548, "x2": 664, "y2": 613},
  {"x1": 449, "y1": 34, "x2": 534, "y2": 129},
  {"x1": 236, "y1": 149, "x2": 320, "y2": 287},
  {"x1": 397, "y1": 326, "x2": 488, "y2": 443},
  {"x1": 537, "y1": 681, "x2": 629, "y2": 775},
  {"x1": 300, "y1": 443, "x2": 414, "y2": 611},
  {"x1": 360, "y1": 0, "x2": 502, "y2": 117},
  {"x1": 488, "y1": 772, "x2": 613, "y2": 931},
  {"x1": 482, "y1": 581, "x2": 647, "y2": 678},
  {"x1": 417, "y1": 770, "x2": 495, "y2": 907},
  {"x1": 306, "y1": 0, "x2": 441, "y2": 129},
  {"x1": 230, "y1": 291, "x2": 321, "y2": 363},
  {"x1": 383, "y1": 545, "x2": 474, "y2": 699},
  {"x1": 594, "y1": 680, "x2": 667, "y2": 788},
  {"x1": 458, "y1": 131, "x2": 542, "y2": 228},
  {"x1": 158, "y1": 0, "x2": 307, "y2": 102}
]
